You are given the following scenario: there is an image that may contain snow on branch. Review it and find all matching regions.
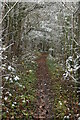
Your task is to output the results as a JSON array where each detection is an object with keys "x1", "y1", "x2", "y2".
[
  {"x1": 0, "y1": 43, "x2": 14, "y2": 54},
  {"x1": 0, "y1": 1, "x2": 18, "y2": 24},
  {"x1": 73, "y1": 39, "x2": 80, "y2": 46},
  {"x1": 3, "y1": 43, "x2": 14, "y2": 51},
  {"x1": 4, "y1": 2, "x2": 10, "y2": 9},
  {"x1": 62, "y1": 2, "x2": 76, "y2": 13}
]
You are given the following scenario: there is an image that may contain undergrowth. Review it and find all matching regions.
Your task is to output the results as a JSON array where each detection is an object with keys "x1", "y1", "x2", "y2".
[
  {"x1": 47, "y1": 57, "x2": 79, "y2": 120},
  {"x1": 2, "y1": 60, "x2": 37, "y2": 120}
]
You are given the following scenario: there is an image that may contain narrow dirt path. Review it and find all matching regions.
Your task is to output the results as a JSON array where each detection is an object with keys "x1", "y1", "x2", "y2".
[{"x1": 34, "y1": 54, "x2": 54, "y2": 120}]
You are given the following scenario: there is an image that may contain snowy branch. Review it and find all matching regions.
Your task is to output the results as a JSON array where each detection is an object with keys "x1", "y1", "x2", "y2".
[{"x1": 0, "y1": 1, "x2": 18, "y2": 24}]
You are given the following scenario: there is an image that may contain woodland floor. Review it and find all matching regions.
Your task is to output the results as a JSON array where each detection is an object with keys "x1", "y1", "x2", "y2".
[
  {"x1": 33, "y1": 53, "x2": 80, "y2": 120},
  {"x1": 2, "y1": 53, "x2": 80, "y2": 120},
  {"x1": 34, "y1": 54, "x2": 54, "y2": 120}
]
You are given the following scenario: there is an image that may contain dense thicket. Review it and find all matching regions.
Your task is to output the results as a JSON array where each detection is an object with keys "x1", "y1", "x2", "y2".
[
  {"x1": 0, "y1": 1, "x2": 80, "y2": 119},
  {"x1": 2, "y1": 2, "x2": 80, "y2": 84}
]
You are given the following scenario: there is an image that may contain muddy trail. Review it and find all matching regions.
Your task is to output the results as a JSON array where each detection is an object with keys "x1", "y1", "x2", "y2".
[{"x1": 34, "y1": 54, "x2": 54, "y2": 120}]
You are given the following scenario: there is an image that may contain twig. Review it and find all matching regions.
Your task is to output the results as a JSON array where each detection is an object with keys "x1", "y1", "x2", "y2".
[
  {"x1": 4, "y1": 2, "x2": 10, "y2": 9},
  {"x1": 0, "y1": 1, "x2": 18, "y2": 24},
  {"x1": 4, "y1": 43, "x2": 14, "y2": 51}
]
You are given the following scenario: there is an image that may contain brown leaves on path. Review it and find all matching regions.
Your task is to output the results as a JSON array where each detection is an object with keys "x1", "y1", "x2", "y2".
[{"x1": 34, "y1": 54, "x2": 54, "y2": 120}]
